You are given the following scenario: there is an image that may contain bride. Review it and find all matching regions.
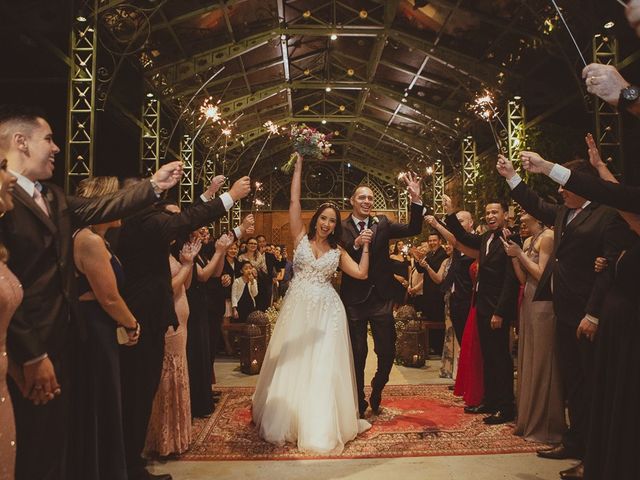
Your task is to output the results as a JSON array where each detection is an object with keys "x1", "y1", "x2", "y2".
[{"x1": 252, "y1": 153, "x2": 372, "y2": 453}]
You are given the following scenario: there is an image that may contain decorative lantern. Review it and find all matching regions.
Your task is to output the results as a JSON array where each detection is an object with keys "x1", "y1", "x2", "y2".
[
  {"x1": 247, "y1": 310, "x2": 271, "y2": 341},
  {"x1": 395, "y1": 306, "x2": 426, "y2": 367},
  {"x1": 239, "y1": 323, "x2": 266, "y2": 375}
]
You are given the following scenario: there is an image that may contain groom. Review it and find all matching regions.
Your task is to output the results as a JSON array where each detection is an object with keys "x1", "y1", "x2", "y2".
[{"x1": 340, "y1": 174, "x2": 424, "y2": 417}]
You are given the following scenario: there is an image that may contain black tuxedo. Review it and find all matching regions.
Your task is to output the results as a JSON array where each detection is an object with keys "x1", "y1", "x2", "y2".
[
  {"x1": 116, "y1": 198, "x2": 228, "y2": 477},
  {"x1": 340, "y1": 203, "x2": 423, "y2": 414},
  {"x1": 441, "y1": 249, "x2": 474, "y2": 343},
  {"x1": 1, "y1": 180, "x2": 158, "y2": 480},
  {"x1": 445, "y1": 213, "x2": 519, "y2": 412},
  {"x1": 510, "y1": 182, "x2": 628, "y2": 328},
  {"x1": 510, "y1": 180, "x2": 630, "y2": 455}
]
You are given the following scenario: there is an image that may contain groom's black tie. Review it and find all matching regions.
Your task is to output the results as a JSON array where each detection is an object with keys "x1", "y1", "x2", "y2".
[{"x1": 358, "y1": 221, "x2": 366, "y2": 233}]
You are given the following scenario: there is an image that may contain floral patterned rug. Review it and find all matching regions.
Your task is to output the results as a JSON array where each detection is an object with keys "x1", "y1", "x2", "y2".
[{"x1": 182, "y1": 384, "x2": 544, "y2": 461}]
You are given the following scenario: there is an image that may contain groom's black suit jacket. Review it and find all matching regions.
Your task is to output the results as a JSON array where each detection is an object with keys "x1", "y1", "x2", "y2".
[{"x1": 339, "y1": 203, "x2": 423, "y2": 306}]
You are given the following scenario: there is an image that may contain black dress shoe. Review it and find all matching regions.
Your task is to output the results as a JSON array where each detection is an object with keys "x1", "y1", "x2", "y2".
[
  {"x1": 369, "y1": 381, "x2": 382, "y2": 414},
  {"x1": 559, "y1": 462, "x2": 584, "y2": 480},
  {"x1": 482, "y1": 410, "x2": 515, "y2": 425},
  {"x1": 536, "y1": 444, "x2": 580, "y2": 460},
  {"x1": 464, "y1": 404, "x2": 496, "y2": 414},
  {"x1": 447, "y1": 385, "x2": 455, "y2": 391}
]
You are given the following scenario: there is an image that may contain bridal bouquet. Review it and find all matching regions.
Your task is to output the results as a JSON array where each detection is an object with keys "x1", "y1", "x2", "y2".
[{"x1": 281, "y1": 123, "x2": 332, "y2": 174}]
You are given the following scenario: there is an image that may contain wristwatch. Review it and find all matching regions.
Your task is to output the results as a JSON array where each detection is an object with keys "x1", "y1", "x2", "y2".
[{"x1": 618, "y1": 85, "x2": 640, "y2": 110}]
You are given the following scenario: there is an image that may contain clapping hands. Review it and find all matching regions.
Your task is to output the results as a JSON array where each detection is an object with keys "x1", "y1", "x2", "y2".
[{"x1": 180, "y1": 239, "x2": 202, "y2": 264}]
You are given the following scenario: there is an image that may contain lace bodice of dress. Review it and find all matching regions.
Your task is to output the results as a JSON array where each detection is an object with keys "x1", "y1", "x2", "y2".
[{"x1": 291, "y1": 236, "x2": 340, "y2": 287}]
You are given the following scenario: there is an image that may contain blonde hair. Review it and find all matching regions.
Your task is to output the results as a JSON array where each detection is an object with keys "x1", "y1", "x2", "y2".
[{"x1": 75, "y1": 176, "x2": 120, "y2": 198}]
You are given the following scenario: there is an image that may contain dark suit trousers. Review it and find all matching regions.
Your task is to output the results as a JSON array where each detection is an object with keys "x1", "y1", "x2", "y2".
[
  {"x1": 476, "y1": 310, "x2": 514, "y2": 412},
  {"x1": 119, "y1": 330, "x2": 165, "y2": 477},
  {"x1": 449, "y1": 293, "x2": 471, "y2": 345},
  {"x1": 345, "y1": 291, "x2": 395, "y2": 414},
  {"x1": 8, "y1": 351, "x2": 70, "y2": 480},
  {"x1": 556, "y1": 321, "x2": 594, "y2": 456}
]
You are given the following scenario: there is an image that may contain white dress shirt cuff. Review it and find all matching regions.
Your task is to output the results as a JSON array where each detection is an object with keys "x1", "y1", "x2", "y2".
[
  {"x1": 549, "y1": 164, "x2": 571, "y2": 186},
  {"x1": 24, "y1": 353, "x2": 48, "y2": 366},
  {"x1": 233, "y1": 226, "x2": 242, "y2": 239},
  {"x1": 585, "y1": 314, "x2": 599, "y2": 326},
  {"x1": 220, "y1": 192, "x2": 234, "y2": 210},
  {"x1": 506, "y1": 173, "x2": 522, "y2": 190}
]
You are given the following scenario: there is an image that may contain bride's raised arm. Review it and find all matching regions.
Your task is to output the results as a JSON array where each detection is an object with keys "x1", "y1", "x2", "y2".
[
  {"x1": 339, "y1": 237, "x2": 370, "y2": 280},
  {"x1": 289, "y1": 152, "x2": 306, "y2": 247}
]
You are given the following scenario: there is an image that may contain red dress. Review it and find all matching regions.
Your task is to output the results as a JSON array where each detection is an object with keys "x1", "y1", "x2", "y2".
[{"x1": 453, "y1": 261, "x2": 484, "y2": 407}]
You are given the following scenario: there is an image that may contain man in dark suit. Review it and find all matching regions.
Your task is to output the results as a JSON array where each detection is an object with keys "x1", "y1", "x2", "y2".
[
  {"x1": 117, "y1": 175, "x2": 250, "y2": 480},
  {"x1": 340, "y1": 173, "x2": 423, "y2": 417},
  {"x1": 0, "y1": 105, "x2": 182, "y2": 480},
  {"x1": 496, "y1": 154, "x2": 630, "y2": 470},
  {"x1": 444, "y1": 196, "x2": 519, "y2": 425}
]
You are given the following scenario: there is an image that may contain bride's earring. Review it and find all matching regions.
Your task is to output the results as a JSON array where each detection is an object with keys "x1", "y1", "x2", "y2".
[{"x1": 0, "y1": 196, "x2": 6, "y2": 217}]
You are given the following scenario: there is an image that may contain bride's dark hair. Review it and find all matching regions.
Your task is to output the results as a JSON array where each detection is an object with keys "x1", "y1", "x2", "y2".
[{"x1": 308, "y1": 202, "x2": 343, "y2": 249}]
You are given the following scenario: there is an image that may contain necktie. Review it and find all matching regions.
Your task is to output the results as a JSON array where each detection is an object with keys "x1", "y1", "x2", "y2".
[
  {"x1": 358, "y1": 221, "x2": 366, "y2": 232},
  {"x1": 33, "y1": 186, "x2": 50, "y2": 217}
]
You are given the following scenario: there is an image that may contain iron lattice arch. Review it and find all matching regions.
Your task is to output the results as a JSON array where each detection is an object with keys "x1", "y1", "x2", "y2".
[{"x1": 246, "y1": 162, "x2": 396, "y2": 212}]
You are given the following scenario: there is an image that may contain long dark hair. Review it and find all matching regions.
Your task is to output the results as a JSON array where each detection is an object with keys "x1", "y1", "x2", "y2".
[{"x1": 308, "y1": 202, "x2": 343, "y2": 249}]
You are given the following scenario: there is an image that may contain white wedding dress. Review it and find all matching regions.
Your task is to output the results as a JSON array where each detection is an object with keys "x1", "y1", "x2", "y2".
[{"x1": 252, "y1": 235, "x2": 371, "y2": 453}]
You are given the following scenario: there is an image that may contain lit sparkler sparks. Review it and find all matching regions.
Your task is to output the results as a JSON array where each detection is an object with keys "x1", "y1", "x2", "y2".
[
  {"x1": 469, "y1": 90, "x2": 506, "y2": 153},
  {"x1": 263, "y1": 120, "x2": 280, "y2": 135},
  {"x1": 199, "y1": 97, "x2": 221, "y2": 122}
]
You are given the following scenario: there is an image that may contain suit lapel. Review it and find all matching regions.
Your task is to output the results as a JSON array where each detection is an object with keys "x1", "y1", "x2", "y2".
[
  {"x1": 13, "y1": 184, "x2": 58, "y2": 234},
  {"x1": 345, "y1": 215, "x2": 359, "y2": 242},
  {"x1": 562, "y1": 204, "x2": 594, "y2": 238}
]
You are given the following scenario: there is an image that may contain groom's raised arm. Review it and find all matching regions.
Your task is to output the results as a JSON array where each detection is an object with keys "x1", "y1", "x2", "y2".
[{"x1": 389, "y1": 202, "x2": 423, "y2": 239}]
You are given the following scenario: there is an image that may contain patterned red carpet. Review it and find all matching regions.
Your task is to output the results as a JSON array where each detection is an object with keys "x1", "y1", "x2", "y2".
[{"x1": 182, "y1": 384, "x2": 543, "y2": 461}]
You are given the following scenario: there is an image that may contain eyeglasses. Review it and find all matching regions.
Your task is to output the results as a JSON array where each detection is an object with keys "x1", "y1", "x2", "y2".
[{"x1": 247, "y1": 242, "x2": 258, "y2": 246}]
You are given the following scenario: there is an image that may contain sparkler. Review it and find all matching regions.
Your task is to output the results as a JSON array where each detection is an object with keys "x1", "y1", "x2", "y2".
[
  {"x1": 247, "y1": 121, "x2": 282, "y2": 177},
  {"x1": 469, "y1": 90, "x2": 505, "y2": 153},
  {"x1": 549, "y1": 0, "x2": 588, "y2": 67},
  {"x1": 161, "y1": 66, "x2": 225, "y2": 161},
  {"x1": 196, "y1": 113, "x2": 244, "y2": 183}
]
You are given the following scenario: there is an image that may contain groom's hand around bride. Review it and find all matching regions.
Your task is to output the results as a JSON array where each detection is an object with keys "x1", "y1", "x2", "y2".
[{"x1": 355, "y1": 228, "x2": 373, "y2": 248}]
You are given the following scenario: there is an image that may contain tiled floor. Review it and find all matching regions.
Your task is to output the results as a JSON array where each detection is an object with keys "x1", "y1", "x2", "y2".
[{"x1": 149, "y1": 340, "x2": 573, "y2": 480}]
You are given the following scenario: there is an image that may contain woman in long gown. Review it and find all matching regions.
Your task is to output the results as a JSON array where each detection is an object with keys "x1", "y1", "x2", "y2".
[
  {"x1": 502, "y1": 213, "x2": 565, "y2": 444},
  {"x1": 144, "y1": 228, "x2": 202, "y2": 457},
  {"x1": 186, "y1": 227, "x2": 230, "y2": 418},
  {"x1": 252, "y1": 153, "x2": 372, "y2": 454},
  {"x1": 452, "y1": 261, "x2": 484, "y2": 407},
  {"x1": 72, "y1": 176, "x2": 141, "y2": 480},
  {"x1": 0, "y1": 159, "x2": 21, "y2": 480},
  {"x1": 424, "y1": 215, "x2": 482, "y2": 405}
]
